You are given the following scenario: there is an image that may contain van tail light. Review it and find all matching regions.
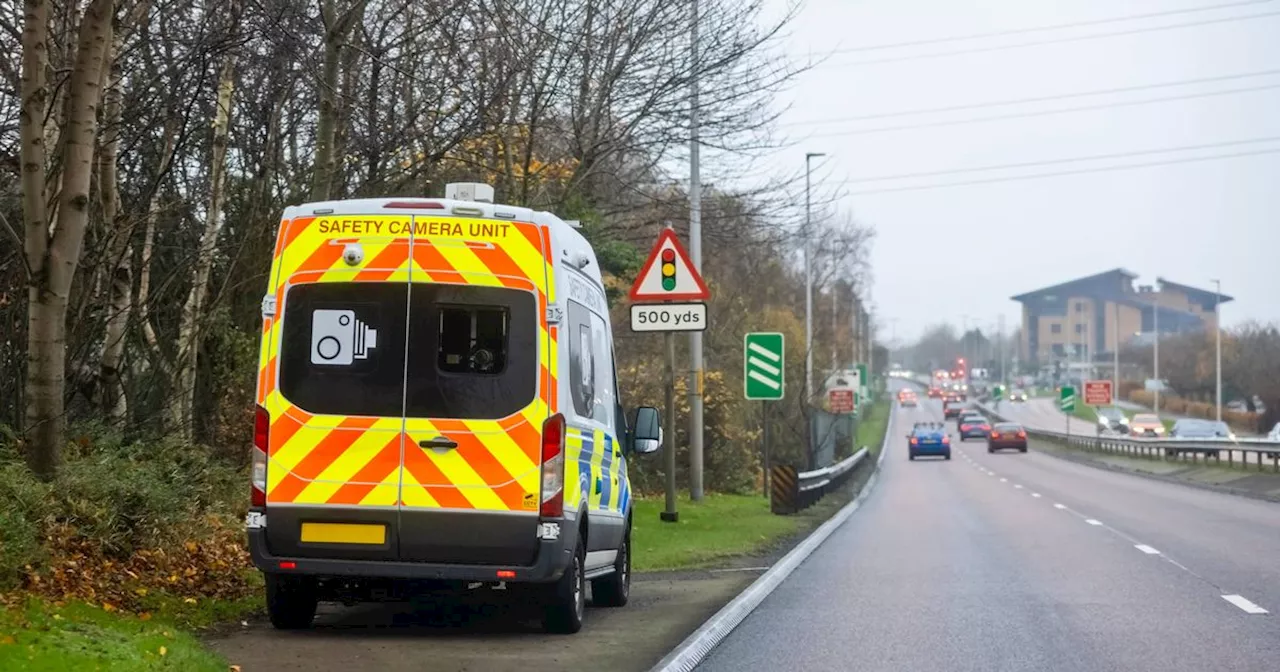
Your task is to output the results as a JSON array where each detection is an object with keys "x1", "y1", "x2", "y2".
[
  {"x1": 540, "y1": 413, "x2": 566, "y2": 518},
  {"x1": 252, "y1": 405, "x2": 269, "y2": 507}
]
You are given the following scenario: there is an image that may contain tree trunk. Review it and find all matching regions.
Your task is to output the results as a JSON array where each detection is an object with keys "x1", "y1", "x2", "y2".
[
  {"x1": 309, "y1": 0, "x2": 368, "y2": 201},
  {"x1": 97, "y1": 24, "x2": 129, "y2": 423},
  {"x1": 171, "y1": 43, "x2": 238, "y2": 441},
  {"x1": 22, "y1": 0, "x2": 115, "y2": 479},
  {"x1": 137, "y1": 115, "x2": 178, "y2": 377}
]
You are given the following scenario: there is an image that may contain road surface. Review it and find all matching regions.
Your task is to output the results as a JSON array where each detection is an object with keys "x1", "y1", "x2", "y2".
[{"x1": 695, "y1": 385, "x2": 1280, "y2": 672}]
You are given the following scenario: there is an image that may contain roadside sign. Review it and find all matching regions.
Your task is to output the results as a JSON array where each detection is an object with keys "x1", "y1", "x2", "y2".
[
  {"x1": 629, "y1": 303, "x2": 706, "y2": 332},
  {"x1": 630, "y1": 229, "x2": 710, "y2": 302},
  {"x1": 1084, "y1": 380, "x2": 1113, "y2": 406},
  {"x1": 993, "y1": 385, "x2": 1004, "y2": 400},
  {"x1": 744, "y1": 332, "x2": 785, "y2": 400},
  {"x1": 829, "y1": 389, "x2": 855, "y2": 414},
  {"x1": 1060, "y1": 385, "x2": 1076, "y2": 413}
]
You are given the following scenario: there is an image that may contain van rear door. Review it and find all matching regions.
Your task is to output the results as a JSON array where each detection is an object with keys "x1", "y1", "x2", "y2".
[
  {"x1": 399, "y1": 216, "x2": 553, "y2": 565},
  {"x1": 262, "y1": 213, "x2": 412, "y2": 562}
]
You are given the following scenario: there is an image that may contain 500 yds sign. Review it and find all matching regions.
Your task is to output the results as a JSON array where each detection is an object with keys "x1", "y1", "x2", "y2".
[{"x1": 629, "y1": 303, "x2": 707, "y2": 332}]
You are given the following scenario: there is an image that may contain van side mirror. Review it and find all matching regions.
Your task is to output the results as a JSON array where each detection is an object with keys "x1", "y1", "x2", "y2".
[{"x1": 630, "y1": 407, "x2": 662, "y2": 455}]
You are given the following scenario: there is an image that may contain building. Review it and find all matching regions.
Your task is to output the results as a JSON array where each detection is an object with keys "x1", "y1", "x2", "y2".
[{"x1": 1011, "y1": 269, "x2": 1232, "y2": 366}]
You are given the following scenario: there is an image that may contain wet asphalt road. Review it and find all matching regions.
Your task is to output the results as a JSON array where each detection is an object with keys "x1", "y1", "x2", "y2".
[{"x1": 695, "y1": 387, "x2": 1280, "y2": 672}]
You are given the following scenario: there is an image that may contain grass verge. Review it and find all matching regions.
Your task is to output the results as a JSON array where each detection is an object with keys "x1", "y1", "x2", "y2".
[
  {"x1": 0, "y1": 595, "x2": 253, "y2": 672},
  {"x1": 632, "y1": 400, "x2": 891, "y2": 573}
]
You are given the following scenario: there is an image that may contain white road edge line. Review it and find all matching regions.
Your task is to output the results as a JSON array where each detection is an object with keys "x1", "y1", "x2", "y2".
[
  {"x1": 1014, "y1": 484, "x2": 1023, "y2": 489},
  {"x1": 1053, "y1": 503, "x2": 1067, "y2": 509},
  {"x1": 999, "y1": 478, "x2": 1007, "y2": 482},
  {"x1": 1135, "y1": 544, "x2": 1161, "y2": 555},
  {"x1": 649, "y1": 408, "x2": 895, "y2": 672},
  {"x1": 1085, "y1": 519, "x2": 1103, "y2": 526},
  {"x1": 1221, "y1": 594, "x2": 1269, "y2": 615},
  {"x1": 1031, "y1": 493, "x2": 1042, "y2": 498}
]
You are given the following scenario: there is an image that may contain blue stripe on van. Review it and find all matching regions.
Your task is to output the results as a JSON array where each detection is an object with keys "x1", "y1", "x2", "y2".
[
  {"x1": 577, "y1": 431, "x2": 594, "y2": 505},
  {"x1": 599, "y1": 435, "x2": 613, "y2": 509}
]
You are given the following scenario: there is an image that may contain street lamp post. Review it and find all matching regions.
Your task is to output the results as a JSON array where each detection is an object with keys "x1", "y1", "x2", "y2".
[
  {"x1": 1212, "y1": 279, "x2": 1222, "y2": 422},
  {"x1": 804, "y1": 152, "x2": 825, "y2": 407},
  {"x1": 1153, "y1": 287, "x2": 1160, "y2": 414}
]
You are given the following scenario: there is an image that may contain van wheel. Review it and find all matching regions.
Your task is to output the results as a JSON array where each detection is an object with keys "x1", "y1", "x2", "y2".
[
  {"x1": 592, "y1": 525, "x2": 630, "y2": 607},
  {"x1": 266, "y1": 574, "x2": 318, "y2": 630},
  {"x1": 544, "y1": 536, "x2": 585, "y2": 634}
]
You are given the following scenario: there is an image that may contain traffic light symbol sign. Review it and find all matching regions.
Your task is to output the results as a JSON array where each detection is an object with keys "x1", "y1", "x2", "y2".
[
  {"x1": 661, "y1": 249, "x2": 676, "y2": 290},
  {"x1": 629, "y1": 228, "x2": 710, "y2": 302}
]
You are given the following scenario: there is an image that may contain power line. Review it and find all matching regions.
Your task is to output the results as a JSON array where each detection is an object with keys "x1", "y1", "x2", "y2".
[
  {"x1": 845, "y1": 147, "x2": 1280, "y2": 196},
  {"x1": 822, "y1": 9, "x2": 1280, "y2": 68},
  {"x1": 837, "y1": 136, "x2": 1280, "y2": 184},
  {"x1": 783, "y1": 68, "x2": 1280, "y2": 127},
  {"x1": 800, "y1": 82, "x2": 1280, "y2": 138},
  {"x1": 825, "y1": 0, "x2": 1273, "y2": 54}
]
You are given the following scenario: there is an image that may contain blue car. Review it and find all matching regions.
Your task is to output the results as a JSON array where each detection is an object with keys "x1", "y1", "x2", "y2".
[{"x1": 908, "y1": 422, "x2": 952, "y2": 461}]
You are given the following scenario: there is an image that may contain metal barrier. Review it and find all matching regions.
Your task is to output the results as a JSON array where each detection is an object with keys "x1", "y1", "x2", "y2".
[
  {"x1": 770, "y1": 447, "x2": 870, "y2": 515},
  {"x1": 976, "y1": 402, "x2": 1280, "y2": 473}
]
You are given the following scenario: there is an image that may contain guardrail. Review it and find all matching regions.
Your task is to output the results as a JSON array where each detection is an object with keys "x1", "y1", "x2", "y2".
[
  {"x1": 976, "y1": 402, "x2": 1280, "y2": 473},
  {"x1": 770, "y1": 446, "x2": 870, "y2": 515}
]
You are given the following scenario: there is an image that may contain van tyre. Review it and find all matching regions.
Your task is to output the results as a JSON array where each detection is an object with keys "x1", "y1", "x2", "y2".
[
  {"x1": 592, "y1": 524, "x2": 630, "y2": 607},
  {"x1": 544, "y1": 535, "x2": 585, "y2": 634},
  {"x1": 266, "y1": 574, "x2": 318, "y2": 630}
]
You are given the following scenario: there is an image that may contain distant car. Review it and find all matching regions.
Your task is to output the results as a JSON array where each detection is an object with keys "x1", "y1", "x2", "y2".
[
  {"x1": 1129, "y1": 413, "x2": 1164, "y2": 438},
  {"x1": 1008, "y1": 388, "x2": 1028, "y2": 402},
  {"x1": 1166, "y1": 419, "x2": 1231, "y2": 458},
  {"x1": 943, "y1": 400, "x2": 972, "y2": 420},
  {"x1": 1095, "y1": 407, "x2": 1130, "y2": 434},
  {"x1": 907, "y1": 421, "x2": 951, "y2": 461},
  {"x1": 927, "y1": 387, "x2": 943, "y2": 399},
  {"x1": 958, "y1": 414, "x2": 992, "y2": 440},
  {"x1": 900, "y1": 395, "x2": 918, "y2": 408},
  {"x1": 988, "y1": 422, "x2": 1028, "y2": 453}
]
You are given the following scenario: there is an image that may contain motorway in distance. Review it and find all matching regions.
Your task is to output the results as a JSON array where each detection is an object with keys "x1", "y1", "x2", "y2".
[{"x1": 694, "y1": 380, "x2": 1280, "y2": 672}]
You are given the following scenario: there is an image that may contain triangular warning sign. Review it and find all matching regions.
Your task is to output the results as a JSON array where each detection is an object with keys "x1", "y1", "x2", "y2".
[{"x1": 629, "y1": 229, "x2": 710, "y2": 302}]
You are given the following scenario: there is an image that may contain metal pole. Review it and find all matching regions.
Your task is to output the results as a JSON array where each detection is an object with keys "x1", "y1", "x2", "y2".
[
  {"x1": 762, "y1": 400, "x2": 770, "y2": 497},
  {"x1": 687, "y1": 0, "x2": 704, "y2": 501},
  {"x1": 831, "y1": 285, "x2": 838, "y2": 373},
  {"x1": 999, "y1": 314, "x2": 1006, "y2": 388},
  {"x1": 1112, "y1": 301, "x2": 1119, "y2": 406},
  {"x1": 804, "y1": 152, "x2": 824, "y2": 407},
  {"x1": 1153, "y1": 288, "x2": 1160, "y2": 414},
  {"x1": 662, "y1": 331, "x2": 678, "y2": 522},
  {"x1": 1213, "y1": 279, "x2": 1221, "y2": 422}
]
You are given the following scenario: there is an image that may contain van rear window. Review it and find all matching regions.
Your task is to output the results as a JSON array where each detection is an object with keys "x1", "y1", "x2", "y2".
[{"x1": 278, "y1": 282, "x2": 538, "y2": 419}]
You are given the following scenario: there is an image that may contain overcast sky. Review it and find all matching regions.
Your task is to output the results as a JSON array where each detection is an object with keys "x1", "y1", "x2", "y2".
[{"x1": 756, "y1": 0, "x2": 1280, "y2": 345}]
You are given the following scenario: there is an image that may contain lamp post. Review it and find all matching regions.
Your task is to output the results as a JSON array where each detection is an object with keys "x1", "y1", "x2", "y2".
[
  {"x1": 804, "y1": 152, "x2": 825, "y2": 406},
  {"x1": 1212, "y1": 279, "x2": 1222, "y2": 422},
  {"x1": 1153, "y1": 286, "x2": 1160, "y2": 414}
]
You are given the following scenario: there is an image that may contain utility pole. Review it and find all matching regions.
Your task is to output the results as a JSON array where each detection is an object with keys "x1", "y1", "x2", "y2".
[
  {"x1": 1213, "y1": 279, "x2": 1222, "y2": 422},
  {"x1": 851, "y1": 292, "x2": 860, "y2": 367},
  {"x1": 1153, "y1": 287, "x2": 1160, "y2": 414},
  {"x1": 687, "y1": 0, "x2": 704, "y2": 501},
  {"x1": 961, "y1": 314, "x2": 969, "y2": 367},
  {"x1": 804, "y1": 152, "x2": 825, "y2": 407},
  {"x1": 999, "y1": 314, "x2": 1006, "y2": 388},
  {"x1": 831, "y1": 285, "x2": 839, "y2": 374},
  {"x1": 1112, "y1": 301, "x2": 1119, "y2": 406}
]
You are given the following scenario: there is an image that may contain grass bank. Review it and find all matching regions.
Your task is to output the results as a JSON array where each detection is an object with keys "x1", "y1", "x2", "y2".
[{"x1": 858, "y1": 401, "x2": 890, "y2": 456}]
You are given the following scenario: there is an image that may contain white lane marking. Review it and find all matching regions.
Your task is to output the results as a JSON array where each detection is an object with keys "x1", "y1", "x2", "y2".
[
  {"x1": 999, "y1": 477, "x2": 1008, "y2": 482},
  {"x1": 1221, "y1": 595, "x2": 1269, "y2": 614},
  {"x1": 1085, "y1": 519, "x2": 1103, "y2": 526},
  {"x1": 1135, "y1": 545, "x2": 1161, "y2": 555},
  {"x1": 1014, "y1": 484, "x2": 1023, "y2": 489},
  {"x1": 1054, "y1": 503, "x2": 1067, "y2": 509},
  {"x1": 1031, "y1": 493, "x2": 1042, "y2": 498},
  {"x1": 709, "y1": 566, "x2": 771, "y2": 573}
]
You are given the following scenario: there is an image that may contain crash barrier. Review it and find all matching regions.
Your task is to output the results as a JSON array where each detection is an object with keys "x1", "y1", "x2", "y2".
[
  {"x1": 770, "y1": 447, "x2": 869, "y2": 515},
  {"x1": 977, "y1": 403, "x2": 1280, "y2": 473}
]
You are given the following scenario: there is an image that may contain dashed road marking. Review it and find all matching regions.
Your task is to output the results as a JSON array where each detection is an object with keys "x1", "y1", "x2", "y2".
[
  {"x1": 1135, "y1": 545, "x2": 1160, "y2": 555},
  {"x1": 1221, "y1": 595, "x2": 1269, "y2": 614},
  {"x1": 1013, "y1": 484, "x2": 1023, "y2": 489},
  {"x1": 1085, "y1": 519, "x2": 1103, "y2": 526},
  {"x1": 999, "y1": 477, "x2": 1007, "y2": 482},
  {"x1": 1054, "y1": 503, "x2": 1067, "y2": 510},
  {"x1": 1031, "y1": 493, "x2": 1041, "y2": 498}
]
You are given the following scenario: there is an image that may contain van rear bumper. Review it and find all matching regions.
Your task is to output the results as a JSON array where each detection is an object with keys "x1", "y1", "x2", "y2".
[{"x1": 247, "y1": 522, "x2": 576, "y2": 583}]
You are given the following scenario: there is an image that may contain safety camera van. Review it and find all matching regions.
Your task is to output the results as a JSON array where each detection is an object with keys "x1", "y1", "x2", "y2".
[{"x1": 247, "y1": 182, "x2": 663, "y2": 634}]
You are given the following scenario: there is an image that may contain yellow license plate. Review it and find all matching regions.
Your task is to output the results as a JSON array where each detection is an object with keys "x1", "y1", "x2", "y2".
[{"x1": 299, "y1": 522, "x2": 386, "y2": 545}]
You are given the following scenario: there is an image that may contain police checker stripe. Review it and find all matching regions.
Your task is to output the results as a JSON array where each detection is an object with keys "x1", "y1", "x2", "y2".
[
  {"x1": 255, "y1": 214, "x2": 558, "y2": 512},
  {"x1": 565, "y1": 428, "x2": 626, "y2": 512}
]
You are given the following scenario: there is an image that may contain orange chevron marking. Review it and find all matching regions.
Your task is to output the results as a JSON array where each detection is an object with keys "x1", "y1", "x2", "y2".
[
  {"x1": 402, "y1": 449, "x2": 474, "y2": 509},
  {"x1": 325, "y1": 435, "x2": 403, "y2": 505}
]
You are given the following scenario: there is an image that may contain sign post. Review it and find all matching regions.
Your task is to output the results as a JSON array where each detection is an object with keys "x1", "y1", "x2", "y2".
[
  {"x1": 1060, "y1": 385, "x2": 1076, "y2": 435},
  {"x1": 745, "y1": 333, "x2": 785, "y2": 497},
  {"x1": 630, "y1": 227, "x2": 711, "y2": 521}
]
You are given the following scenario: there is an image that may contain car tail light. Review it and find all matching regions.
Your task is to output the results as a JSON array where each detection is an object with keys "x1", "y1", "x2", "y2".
[
  {"x1": 961, "y1": 424, "x2": 971, "y2": 431},
  {"x1": 991, "y1": 432, "x2": 1001, "y2": 438},
  {"x1": 910, "y1": 437, "x2": 919, "y2": 445},
  {"x1": 942, "y1": 435, "x2": 951, "y2": 444},
  {"x1": 540, "y1": 413, "x2": 566, "y2": 518},
  {"x1": 384, "y1": 200, "x2": 444, "y2": 209},
  {"x1": 1017, "y1": 431, "x2": 1027, "y2": 438},
  {"x1": 252, "y1": 405, "x2": 269, "y2": 507}
]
